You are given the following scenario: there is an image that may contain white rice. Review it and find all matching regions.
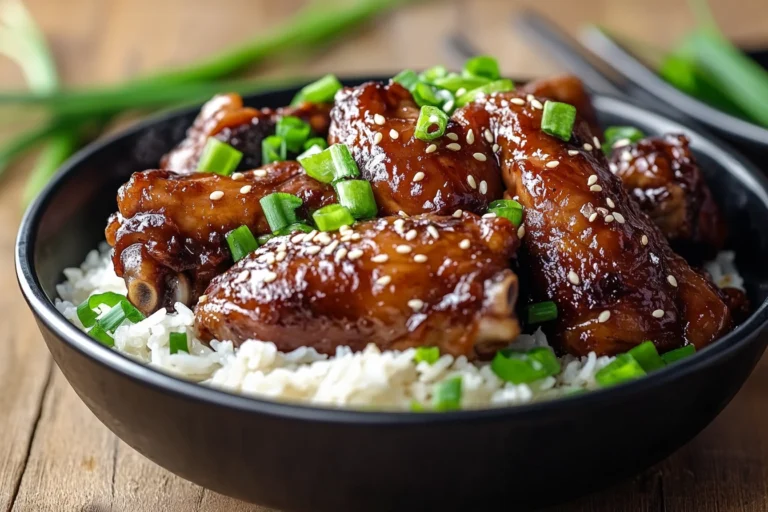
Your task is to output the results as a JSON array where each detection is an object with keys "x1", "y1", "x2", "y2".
[{"x1": 55, "y1": 244, "x2": 742, "y2": 411}]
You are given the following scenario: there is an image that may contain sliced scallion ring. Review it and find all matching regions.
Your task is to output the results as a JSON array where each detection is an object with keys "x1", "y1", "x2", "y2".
[
  {"x1": 276, "y1": 116, "x2": 311, "y2": 153},
  {"x1": 291, "y1": 74, "x2": 343, "y2": 106},
  {"x1": 627, "y1": 341, "x2": 666, "y2": 372},
  {"x1": 334, "y1": 179, "x2": 378, "y2": 219},
  {"x1": 298, "y1": 143, "x2": 360, "y2": 184},
  {"x1": 541, "y1": 101, "x2": 577, "y2": 142},
  {"x1": 259, "y1": 192, "x2": 304, "y2": 232},
  {"x1": 226, "y1": 225, "x2": 259, "y2": 262},
  {"x1": 455, "y1": 79, "x2": 514, "y2": 106},
  {"x1": 491, "y1": 347, "x2": 560, "y2": 384},
  {"x1": 462, "y1": 55, "x2": 500, "y2": 80},
  {"x1": 169, "y1": 332, "x2": 189, "y2": 354},
  {"x1": 595, "y1": 353, "x2": 646, "y2": 387},
  {"x1": 197, "y1": 138, "x2": 243, "y2": 176},
  {"x1": 312, "y1": 204, "x2": 355, "y2": 232},
  {"x1": 526, "y1": 301, "x2": 558, "y2": 324},
  {"x1": 414, "y1": 105, "x2": 448, "y2": 141},
  {"x1": 432, "y1": 376, "x2": 462, "y2": 411},
  {"x1": 262, "y1": 135, "x2": 287, "y2": 165}
]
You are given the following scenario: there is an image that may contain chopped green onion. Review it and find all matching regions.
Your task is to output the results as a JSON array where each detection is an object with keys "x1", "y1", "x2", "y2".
[
  {"x1": 334, "y1": 179, "x2": 378, "y2": 219},
  {"x1": 455, "y1": 79, "x2": 514, "y2": 106},
  {"x1": 259, "y1": 222, "x2": 314, "y2": 244},
  {"x1": 627, "y1": 341, "x2": 666, "y2": 373},
  {"x1": 98, "y1": 300, "x2": 145, "y2": 332},
  {"x1": 276, "y1": 116, "x2": 311, "y2": 153},
  {"x1": 226, "y1": 225, "x2": 259, "y2": 262},
  {"x1": 412, "y1": 82, "x2": 442, "y2": 107},
  {"x1": 432, "y1": 376, "x2": 462, "y2": 411},
  {"x1": 260, "y1": 192, "x2": 303, "y2": 232},
  {"x1": 76, "y1": 291, "x2": 125, "y2": 328},
  {"x1": 595, "y1": 354, "x2": 647, "y2": 387},
  {"x1": 491, "y1": 347, "x2": 561, "y2": 384},
  {"x1": 661, "y1": 345, "x2": 696, "y2": 365},
  {"x1": 88, "y1": 323, "x2": 114, "y2": 347},
  {"x1": 489, "y1": 199, "x2": 524, "y2": 227},
  {"x1": 541, "y1": 101, "x2": 577, "y2": 142},
  {"x1": 312, "y1": 204, "x2": 355, "y2": 231},
  {"x1": 414, "y1": 106, "x2": 448, "y2": 141},
  {"x1": 393, "y1": 69, "x2": 419, "y2": 92},
  {"x1": 409, "y1": 400, "x2": 426, "y2": 412},
  {"x1": 419, "y1": 65, "x2": 448, "y2": 84},
  {"x1": 169, "y1": 332, "x2": 189, "y2": 354},
  {"x1": 303, "y1": 137, "x2": 327, "y2": 152},
  {"x1": 298, "y1": 143, "x2": 360, "y2": 184},
  {"x1": 462, "y1": 55, "x2": 500, "y2": 80},
  {"x1": 604, "y1": 126, "x2": 645, "y2": 152},
  {"x1": 433, "y1": 74, "x2": 490, "y2": 93},
  {"x1": 297, "y1": 144, "x2": 323, "y2": 162},
  {"x1": 526, "y1": 301, "x2": 558, "y2": 324},
  {"x1": 414, "y1": 346, "x2": 440, "y2": 365},
  {"x1": 262, "y1": 135, "x2": 287, "y2": 165},
  {"x1": 197, "y1": 138, "x2": 243, "y2": 176},
  {"x1": 291, "y1": 74, "x2": 343, "y2": 106}
]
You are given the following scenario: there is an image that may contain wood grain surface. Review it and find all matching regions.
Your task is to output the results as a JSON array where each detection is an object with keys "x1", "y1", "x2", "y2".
[{"x1": 0, "y1": 0, "x2": 766, "y2": 510}]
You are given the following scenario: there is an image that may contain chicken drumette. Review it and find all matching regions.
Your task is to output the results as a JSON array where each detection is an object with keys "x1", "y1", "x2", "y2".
[{"x1": 195, "y1": 212, "x2": 521, "y2": 358}]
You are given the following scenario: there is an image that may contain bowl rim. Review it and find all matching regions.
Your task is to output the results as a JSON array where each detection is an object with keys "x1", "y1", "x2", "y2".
[
  {"x1": 15, "y1": 79, "x2": 768, "y2": 425},
  {"x1": 581, "y1": 28, "x2": 768, "y2": 148}
]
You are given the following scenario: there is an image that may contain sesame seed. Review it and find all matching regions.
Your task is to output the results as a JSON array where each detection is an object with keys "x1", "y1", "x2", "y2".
[
  {"x1": 350, "y1": 233, "x2": 361, "y2": 240},
  {"x1": 258, "y1": 252, "x2": 274, "y2": 263},
  {"x1": 339, "y1": 224, "x2": 352, "y2": 233},
  {"x1": 407, "y1": 299, "x2": 424, "y2": 312},
  {"x1": 276, "y1": 242, "x2": 287, "y2": 252},
  {"x1": 593, "y1": 136, "x2": 602, "y2": 149},
  {"x1": 590, "y1": 185, "x2": 603, "y2": 192},
  {"x1": 340, "y1": 234, "x2": 353, "y2": 243},
  {"x1": 484, "y1": 129, "x2": 494, "y2": 143},
  {"x1": 531, "y1": 99, "x2": 544, "y2": 110},
  {"x1": 447, "y1": 143, "x2": 462, "y2": 151},
  {"x1": 613, "y1": 212, "x2": 625, "y2": 224},
  {"x1": 446, "y1": 132, "x2": 459, "y2": 141},
  {"x1": 198, "y1": 294, "x2": 208, "y2": 303},
  {"x1": 291, "y1": 233, "x2": 306, "y2": 244},
  {"x1": 482, "y1": 213, "x2": 497, "y2": 219},
  {"x1": 492, "y1": 144, "x2": 500, "y2": 152},
  {"x1": 467, "y1": 175, "x2": 477, "y2": 189},
  {"x1": 652, "y1": 309, "x2": 665, "y2": 318},
  {"x1": 510, "y1": 97, "x2": 526, "y2": 106},
  {"x1": 621, "y1": 151, "x2": 633, "y2": 162},
  {"x1": 606, "y1": 198, "x2": 615, "y2": 208},
  {"x1": 609, "y1": 163, "x2": 618, "y2": 173},
  {"x1": 373, "y1": 132, "x2": 383, "y2": 145},
  {"x1": 583, "y1": 143, "x2": 593, "y2": 151},
  {"x1": 588, "y1": 212, "x2": 598, "y2": 222},
  {"x1": 396, "y1": 245, "x2": 412, "y2": 254},
  {"x1": 427, "y1": 225, "x2": 439, "y2": 239},
  {"x1": 453, "y1": 209, "x2": 463, "y2": 218},
  {"x1": 374, "y1": 113, "x2": 386, "y2": 125},
  {"x1": 347, "y1": 249, "x2": 364, "y2": 260},
  {"x1": 305, "y1": 230, "x2": 318, "y2": 241},
  {"x1": 425, "y1": 144, "x2": 437, "y2": 154},
  {"x1": 335, "y1": 247, "x2": 348, "y2": 262},
  {"x1": 466, "y1": 129, "x2": 475, "y2": 144},
  {"x1": 235, "y1": 270, "x2": 249, "y2": 283},
  {"x1": 587, "y1": 175, "x2": 598, "y2": 186},
  {"x1": 394, "y1": 218, "x2": 406, "y2": 232},
  {"x1": 371, "y1": 254, "x2": 389, "y2": 263},
  {"x1": 456, "y1": 87, "x2": 467, "y2": 97},
  {"x1": 568, "y1": 150, "x2": 580, "y2": 156},
  {"x1": 667, "y1": 275, "x2": 678, "y2": 287},
  {"x1": 598, "y1": 310, "x2": 611, "y2": 323},
  {"x1": 612, "y1": 138, "x2": 630, "y2": 149},
  {"x1": 442, "y1": 100, "x2": 455, "y2": 113},
  {"x1": 398, "y1": 210, "x2": 409, "y2": 217},
  {"x1": 315, "y1": 232, "x2": 332, "y2": 245},
  {"x1": 568, "y1": 270, "x2": 580, "y2": 285},
  {"x1": 479, "y1": 180, "x2": 488, "y2": 194},
  {"x1": 412, "y1": 171, "x2": 426, "y2": 183},
  {"x1": 405, "y1": 229, "x2": 418, "y2": 241},
  {"x1": 389, "y1": 129, "x2": 399, "y2": 140},
  {"x1": 605, "y1": 214, "x2": 615, "y2": 223},
  {"x1": 209, "y1": 190, "x2": 224, "y2": 201},
  {"x1": 459, "y1": 239, "x2": 471, "y2": 249},
  {"x1": 510, "y1": 135, "x2": 521, "y2": 145},
  {"x1": 305, "y1": 245, "x2": 322, "y2": 255},
  {"x1": 414, "y1": 254, "x2": 428, "y2": 263},
  {"x1": 545, "y1": 161, "x2": 560, "y2": 168},
  {"x1": 231, "y1": 172, "x2": 245, "y2": 180},
  {"x1": 518, "y1": 225, "x2": 526, "y2": 238},
  {"x1": 276, "y1": 251, "x2": 287, "y2": 262},
  {"x1": 254, "y1": 170, "x2": 267, "y2": 177},
  {"x1": 641, "y1": 235, "x2": 649, "y2": 246},
  {"x1": 597, "y1": 207, "x2": 609, "y2": 215},
  {"x1": 239, "y1": 185, "x2": 252, "y2": 194},
  {"x1": 376, "y1": 275, "x2": 392, "y2": 286},
  {"x1": 263, "y1": 271, "x2": 278, "y2": 283},
  {"x1": 473, "y1": 153, "x2": 487, "y2": 162}
]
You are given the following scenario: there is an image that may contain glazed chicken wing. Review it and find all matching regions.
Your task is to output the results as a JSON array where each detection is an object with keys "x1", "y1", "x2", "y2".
[
  {"x1": 106, "y1": 162, "x2": 335, "y2": 314},
  {"x1": 328, "y1": 81, "x2": 504, "y2": 216},
  {"x1": 161, "y1": 93, "x2": 332, "y2": 174},
  {"x1": 195, "y1": 213, "x2": 521, "y2": 358},
  {"x1": 462, "y1": 91, "x2": 733, "y2": 356},
  {"x1": 609, "y1": 134, "x2": 727, "y2": 257}
]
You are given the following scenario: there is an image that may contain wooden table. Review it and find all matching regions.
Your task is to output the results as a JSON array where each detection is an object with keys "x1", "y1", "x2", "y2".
[{"x1": 1, "y1": 0, "x2": 766, "y2": 510}]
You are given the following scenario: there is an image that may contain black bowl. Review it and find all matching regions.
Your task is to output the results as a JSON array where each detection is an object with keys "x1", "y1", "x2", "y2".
[{"x1": 15, "y1": 78, "x2": 768, "y2": 512}]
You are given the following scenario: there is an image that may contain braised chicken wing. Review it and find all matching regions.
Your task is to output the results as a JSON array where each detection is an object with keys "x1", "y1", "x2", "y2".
[
  {"x1": 328, "y1": 81, "x2": 504, "y2": 216},
  {"x1": 195, "y1": 212, "x2": 521, "y2": 358},
  {"x1": 609, "y1": 134, "x2": 727, "y2": 257},
  {"x1": 161, "y1": 93, "x2": 332, "y2": 174},
  {"x1": 106, "y1": 162, "x2": 335, "y2": 314},
  {"x1": 464, "y1": 91, "x2": 733, "y2": 356}
]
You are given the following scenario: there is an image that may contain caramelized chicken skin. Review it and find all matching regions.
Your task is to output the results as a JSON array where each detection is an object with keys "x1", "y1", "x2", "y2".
[
  {"x1": 106, "y1": 162, "x2": 335, "y2": 314},
  {"x1": 195, "y1": 213, "x2": 521, "y2": 358},
  {"x1": 161, "y1": 93, "x2": 332, "y2": 174},
  {"x1": 465, "y1": 90, "x2": 733, "y2": 356},
  {"x1": 609, "y1": 134, "x2": 727, "y2": 257},
  {"x1": 328, "y1": 81, "x2": 504, "y2": 216}
]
